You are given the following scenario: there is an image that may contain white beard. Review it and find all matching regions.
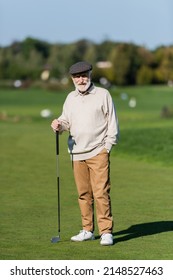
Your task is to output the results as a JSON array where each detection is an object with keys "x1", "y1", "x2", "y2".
[{"x1": 74, "y1": 79, "x2": 91, "y2": 93}]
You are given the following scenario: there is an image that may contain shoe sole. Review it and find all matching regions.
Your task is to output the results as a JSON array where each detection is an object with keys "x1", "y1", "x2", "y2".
[
  {"x1": 71, "y1": 236, "x2": 95, "y2": 242},
  {"x1": 100, "y1": 242, "x2": 113, "y2": 246}
]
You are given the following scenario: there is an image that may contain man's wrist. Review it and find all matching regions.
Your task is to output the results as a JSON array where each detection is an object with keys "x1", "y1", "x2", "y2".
[{"x1": 105, "y1": 143, "x2": 112, "y2": 153}]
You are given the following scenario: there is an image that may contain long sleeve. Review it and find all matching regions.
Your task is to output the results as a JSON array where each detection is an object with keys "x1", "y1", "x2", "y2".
[
  {"x1": 58, "y1": 98, "x2": 70, "y2": 132},
  {"x1": 104, "y1": 92, "x2": 119, "y2": 151}
]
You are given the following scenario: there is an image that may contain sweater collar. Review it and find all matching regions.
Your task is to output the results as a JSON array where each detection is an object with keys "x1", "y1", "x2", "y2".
[{"x1": 74, "y1": 83, "x2": 96, "y2": 96}]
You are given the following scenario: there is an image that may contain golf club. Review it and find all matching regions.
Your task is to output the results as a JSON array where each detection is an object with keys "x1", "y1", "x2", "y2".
[{"x1": 51, "y1": 131, "x2": 60, "y2": 243}]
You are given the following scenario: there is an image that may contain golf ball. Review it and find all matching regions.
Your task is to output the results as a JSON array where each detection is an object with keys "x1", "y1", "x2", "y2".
[{"x1": 40, "y1": 109, "x2": 52, "y2": 118}]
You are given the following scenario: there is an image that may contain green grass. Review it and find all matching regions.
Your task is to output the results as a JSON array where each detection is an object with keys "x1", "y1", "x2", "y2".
[{"x1": 0, "y1": 86, "x2": 173, "y2": 260}]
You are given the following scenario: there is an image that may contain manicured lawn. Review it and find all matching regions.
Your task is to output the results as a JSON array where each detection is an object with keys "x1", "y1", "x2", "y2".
[{"x1": 0, "y1": 86, "x2": 173, "y2": 259}]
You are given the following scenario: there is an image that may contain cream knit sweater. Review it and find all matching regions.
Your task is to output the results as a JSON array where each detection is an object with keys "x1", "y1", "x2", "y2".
[{"x1": 58, "y1": 84, "x2": 119, "y2": 161}]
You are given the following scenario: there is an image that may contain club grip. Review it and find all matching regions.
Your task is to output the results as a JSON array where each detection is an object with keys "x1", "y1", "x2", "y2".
[{"x1": 56, "y1": 131, "x2": 59, "y2": 155}]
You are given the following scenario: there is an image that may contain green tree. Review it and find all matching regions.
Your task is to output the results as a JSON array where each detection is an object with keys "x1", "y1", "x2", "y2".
[
  {"x1": 153, "y1": 46, "x2": 173, "y2": 83},
  {"x1": 109, "y1": 43, "x2": 141, "y2": 85},
  {"x1": 136, "y1": 65, "x2": 154, "y2": 85},
  {"x1": 1, "y1": 37, "x2": 173, "y2": 86}
]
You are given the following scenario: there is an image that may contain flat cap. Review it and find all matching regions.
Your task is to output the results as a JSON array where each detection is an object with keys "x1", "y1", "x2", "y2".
[{"x1": 69, "y1": 61, "x2": 92, "y2": 75}]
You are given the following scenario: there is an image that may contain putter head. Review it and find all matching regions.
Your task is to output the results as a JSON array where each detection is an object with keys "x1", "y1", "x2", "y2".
[{"x1": 51, "y1": 236, "x2": 60, "y2": 243}]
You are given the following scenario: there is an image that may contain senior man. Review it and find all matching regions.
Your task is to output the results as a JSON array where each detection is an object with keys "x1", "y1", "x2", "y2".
[{"x1": 51, "y1": 61, "x2": 119, "y2": 245}]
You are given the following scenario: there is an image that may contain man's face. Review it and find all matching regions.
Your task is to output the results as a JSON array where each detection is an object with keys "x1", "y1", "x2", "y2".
[{"x1": 72, "y1": 71, "x2": 91, "y2": 92}]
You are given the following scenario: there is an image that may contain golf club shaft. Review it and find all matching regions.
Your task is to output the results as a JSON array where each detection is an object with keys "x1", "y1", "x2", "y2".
[{"x1": 56, "y1": 131, "x2": 60, "y2": 235}]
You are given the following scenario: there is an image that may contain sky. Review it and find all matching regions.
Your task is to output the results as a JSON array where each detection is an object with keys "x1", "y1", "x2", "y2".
[{"x1": 0, "y1": 0, "x2": 173, "y2": 50}]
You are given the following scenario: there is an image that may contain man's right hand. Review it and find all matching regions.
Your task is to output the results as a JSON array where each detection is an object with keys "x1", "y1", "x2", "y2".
[{"x1": 51, "y1": 119, "x2": 62, "y2": 132}]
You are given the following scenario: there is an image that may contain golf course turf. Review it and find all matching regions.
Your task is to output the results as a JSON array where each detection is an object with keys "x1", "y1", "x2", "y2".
[{"x1": 0, "y1": 85, "x2": 173, "y2": 260}]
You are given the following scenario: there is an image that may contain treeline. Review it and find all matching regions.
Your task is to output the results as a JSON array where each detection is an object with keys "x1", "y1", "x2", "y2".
[{"x1": 0, "y1": 37, "x2": 173, "y2": 86}]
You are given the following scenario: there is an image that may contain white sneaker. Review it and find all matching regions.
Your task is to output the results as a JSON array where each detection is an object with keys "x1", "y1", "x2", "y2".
[
  {"x1": 100, "y1": 233, "x2": 113, "y2": 246},
  {"x1": 71, "y1": 230, "x2": 95, "y2": 242}
]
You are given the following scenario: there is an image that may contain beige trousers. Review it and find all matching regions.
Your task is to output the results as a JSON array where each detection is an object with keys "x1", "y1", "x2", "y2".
[{"x1": 73, "y1": 148, "x2": 113, "y2": 235}]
